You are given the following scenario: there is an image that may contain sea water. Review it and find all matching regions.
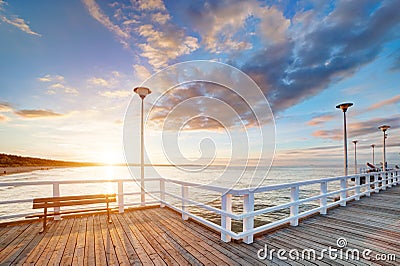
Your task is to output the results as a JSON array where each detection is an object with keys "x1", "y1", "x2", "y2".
[{"x1": 0, "y1": 165, "x2": 343, "y2": 227}]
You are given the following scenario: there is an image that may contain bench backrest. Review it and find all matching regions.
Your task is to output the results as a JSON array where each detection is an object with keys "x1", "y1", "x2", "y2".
[{"x1": 33, "y1": 194, "x2": 116, "y2": 209}]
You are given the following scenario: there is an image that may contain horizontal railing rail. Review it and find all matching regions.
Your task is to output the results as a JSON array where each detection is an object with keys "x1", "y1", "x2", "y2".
[{"x1": 0, "y1": 170, "x2": 398, "y2": 244}]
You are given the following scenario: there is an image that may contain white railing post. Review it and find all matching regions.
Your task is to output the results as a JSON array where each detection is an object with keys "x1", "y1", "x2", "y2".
[
  {"x1": 366, "y1": 174, "x2": 371, "y2": 197},
  {"x1": 221, "y1": 193, "x2": 232, "y2": 242},
  {"x1": 382, "y1": 172, "x2": 387, "y2": 190},
  {"x1": 160, "y1": 179, "x2": 165, "y2": 208},
  {"x1": 320, "y1": 182, "x2": 327, "y2": 215},
  {"x1": 243, "y1": 192, "x2": 254, "y2": 244},
  {"x1": 290, "y1": 186, "x2": 299, "y2": 226},
  {"x1": 393, "y1": 171, "x2": 395, "y2": 186},
  {"x1": 397, "y1": 170, "x2": 400, "y2": 185},
  {"x1": 340, "y1": 177, "x2": 347, "y2": 206},
  {"x1": 355, "y1": 175, "x2": 360, "y2": 200},
  {"x1": 118, "y1": 180, "x2": 124, "y2": 213},
  {"x1": 181, "y1": 185, "x2": 189, "y2": 220},
  {"x1": 374, "y1": 174, "x2": 379, "y2": 193},
  {"x1": 53, "y1": 182, "x2": 61, "y2": 220},
  {"x1": 387, "y1": 171, "x2": 391, "y2": 188},
  {"x1": 388, "y1": 171, "x2": 393, "y2": 188}
]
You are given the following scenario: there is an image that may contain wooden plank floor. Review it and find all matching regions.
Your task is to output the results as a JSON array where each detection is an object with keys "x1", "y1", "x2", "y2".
[{"x1": 0, "y1": 186, "x2": 399, "y2": 265}]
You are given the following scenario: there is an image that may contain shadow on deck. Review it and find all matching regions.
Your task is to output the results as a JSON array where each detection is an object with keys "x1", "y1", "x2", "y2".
[{"x1": 0, "y1": 186, "x2": 399, "y2": 265}]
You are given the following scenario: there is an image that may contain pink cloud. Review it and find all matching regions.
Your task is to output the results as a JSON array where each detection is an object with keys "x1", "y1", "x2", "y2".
[
  {"x1": 307, "y1": 114, "x2": 335, "y2": 126},
  {"x1": 367, "y1": 94, "x2": 400, "y2": 111}
]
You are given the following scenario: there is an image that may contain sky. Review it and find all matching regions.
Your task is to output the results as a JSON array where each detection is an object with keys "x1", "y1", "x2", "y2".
[{"x1": 0, "y1": 0, "x2": 400, "y2": 169}]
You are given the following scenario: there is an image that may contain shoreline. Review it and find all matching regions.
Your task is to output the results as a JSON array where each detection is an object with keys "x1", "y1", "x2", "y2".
[
  {"x1": 0, "y1": 165, "x2": 108, "y2": 177},
  {"x1": 0, "y1": 166, "x2": 66, "y2": 176}
]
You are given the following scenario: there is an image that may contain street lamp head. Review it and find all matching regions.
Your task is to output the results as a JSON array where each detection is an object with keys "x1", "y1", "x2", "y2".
[
  {"x1": 371, "y1": 144, "x2": 375, "y2": 148},
  {"x1": 336, "y1": 102, "x2": 353, "y2": 112},
  {"x1": 378, "y1": 125, "x2": 390, "y2": 132},
  {"x1": 134, "y1": 87, "x2": 152, "y2": 99},
  {"x1": 352, "y1": 140, "x2": 358, "y2": 144}
]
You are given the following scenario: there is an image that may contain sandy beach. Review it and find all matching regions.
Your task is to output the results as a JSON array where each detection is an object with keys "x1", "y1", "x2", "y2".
[{"x1": 0, "y1": 166, "x2": 54, "y2": 176}]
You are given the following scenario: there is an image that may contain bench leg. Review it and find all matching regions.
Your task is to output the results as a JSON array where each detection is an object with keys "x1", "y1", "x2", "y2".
[
  {"x1": 107, "y1": 201, "x2": 112, "y2": 223},
  {"x1": 108, "y1": 210, "x2": 112, "y2": 223},
  {"x1": 40, "y1": 208, "x2": 47, "y2": 233}
]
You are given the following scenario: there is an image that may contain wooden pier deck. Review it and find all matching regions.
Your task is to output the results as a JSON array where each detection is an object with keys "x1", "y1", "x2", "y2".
[{"x1": 0, "y1": 186, "x2": 399, "y2": 265}]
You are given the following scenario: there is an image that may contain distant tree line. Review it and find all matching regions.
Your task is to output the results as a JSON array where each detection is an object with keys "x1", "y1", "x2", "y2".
[{"x1": 0, "y1": 153, "x2": 100, "y2": 167}]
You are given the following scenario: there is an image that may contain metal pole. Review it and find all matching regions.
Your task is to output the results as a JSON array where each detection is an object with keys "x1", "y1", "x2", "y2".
[
  {"x1": 378, "y1": 125, "x2": 390, "y2": 172},
  {"x1": 344, "y1": 112, "x2": 348, "y2": 176},
  {"x1": 336, "y1": 102, "x2": 352, "y2": 196},
  {"x1": 372, "y1": 145, "x2": 375, "y2": 165},
  {"x1": 354, "y1": 141, "x2": 357, "y2": 174},
  {"x1": 134, "y1": 87, "x2": 151, "y2": 206},
  {"x1": 140, "y1": 98, "x2": 145, "y2": 205},
  {"x1": 383, "y1": 132, "x2": 386, "y2": 172}
]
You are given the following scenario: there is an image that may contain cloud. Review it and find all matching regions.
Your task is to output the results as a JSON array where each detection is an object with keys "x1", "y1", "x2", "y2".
[
  {"x1": 87, "y1": 71, "x2": 128, "y2": 96},
  {"x1": 64, "y1": 87, "x2": 79, "y2": 95},
  {"x1": 99, "y1": 90, "x2": 131, "y2": 98},
  {"x1": 133, "y1": 64, "x2": 152, "y2": 82},
  {"x1": 1, "y1": 16, "x2": 41, "y2": 36},
  {"x1": 122, "y1": 19, "x2": 138, "y2": 25},
  {"x1": 82, "y1": 0, "x2": 400, "y2": 128},
  {"x1": 241, "y1": 0, "x2": 400, "y2": 113},
  {"x1": 312, "y1": 129, "x2": 342, "y2": 141},
  {"x1": 389, "y1": 49, "x2": 400, "y2": 71},
  {"x1": 312, "y1": 116, "x2": 400, "y2": 141},
  {"x1": 307, "y1": 113, "x2": 335, "y2": 126},
  {"x1": 87, "y1": 77, "x2": 110, "y2": 87},
  {"x1": 82, "y1": 0, "x2": 129, "y2": 39},
  {"x1": 45, "y1": 89, "x2": 56, "y2": 95},
  {"x1": 38, "y1": 74, "x2": 65, "y2": 82},
  {"x1": 136, "y1": 0, "x2": 166, "y2": 11},
  {"x1": 165, "y1": 0, "x2": 399, "y2": 124},
  {"x1": 38, "y1": 74, "x2": 79, "y2": 95},
  {"x1": 182, "y1": 0, "x2": 288, "y2": 53},
  {"x1": 151, "y1": 12, "x2": 170, "y2": 24},
  {"x1": 0, "y1": 102, "x2": 13, "y2": 112},
  {"x1": 148, "y1": 81, "x2": 266, "y2": 130},
  {"x1": 14, "y1": 109, "x2": 64, "y2": 118},
  {"x1": 367, "y1": 94, "x2": 400, "y2": 111},
  {"x1": 137, "y1": 24, "x2": 199, "y2": 69},
  {"x1": 82, "y1": 0, "x2": 199, "y2": 69},
  {"x1": 49, "y1": 83, "x2": 64, "y2": 89},
  {"x1": 280, "y1": 145, "x2": 342, "y2": 156},
  {"x1": 0, "y1": 0, "x2": 5, "y2": 11},
  {"x1": 0, "y1": 114, "x2": 9, "y2": 122}
]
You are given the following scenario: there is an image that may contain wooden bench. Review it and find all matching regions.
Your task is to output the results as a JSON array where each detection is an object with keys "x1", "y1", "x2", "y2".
[{"x1": 26, "y1": 194, "x2": 116, "y2": 233}]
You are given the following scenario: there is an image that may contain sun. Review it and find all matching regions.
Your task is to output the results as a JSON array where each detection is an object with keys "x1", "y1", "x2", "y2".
[{"x1": 98, "y1": 152, "x2": 123, "y2": 165}]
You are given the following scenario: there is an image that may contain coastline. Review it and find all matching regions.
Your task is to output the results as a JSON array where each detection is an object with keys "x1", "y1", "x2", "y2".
[{"x1": 0, "y1": 166, "x2": 58, "y2": 176}]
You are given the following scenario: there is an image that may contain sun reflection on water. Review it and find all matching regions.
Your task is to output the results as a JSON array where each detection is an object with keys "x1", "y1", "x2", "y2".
[{"x1": 103, "y1": 165, "x2": 116, "y2": 194}]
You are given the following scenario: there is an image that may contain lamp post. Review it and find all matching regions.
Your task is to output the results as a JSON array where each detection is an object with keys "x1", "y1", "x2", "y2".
[
  {"x1": 378, "y1": 125, "x2": 390, "y2": 172},
  {"x1": 371, "y1": 144, "x2": 375, "y2": 165},
  {"x1": 336, "y1": 103, "x2": 353, "y2": 177},
  {"x1": 352, "y1": 140, "x2": 358, "y2": 174},
  {"x1": 134, "y1": 86, "x2": 152, "y2": 205}
]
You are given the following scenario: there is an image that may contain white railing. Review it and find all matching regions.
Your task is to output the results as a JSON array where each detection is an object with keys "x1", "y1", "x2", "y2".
[{"x1": 0, "y1": 170, "x2": 398, "y2": 244}]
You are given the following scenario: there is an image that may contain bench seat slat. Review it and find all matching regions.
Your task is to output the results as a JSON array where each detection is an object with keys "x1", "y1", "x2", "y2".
[
  {"x1": 33, "y1": 194, "x2": 116, "y2": 203},
  {"x1": 26, "y1": 207, "x2": 113, "y2": 218}
]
